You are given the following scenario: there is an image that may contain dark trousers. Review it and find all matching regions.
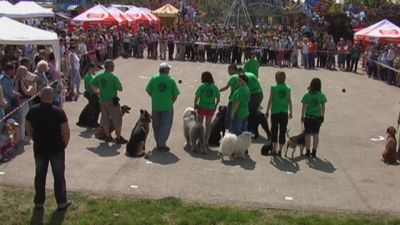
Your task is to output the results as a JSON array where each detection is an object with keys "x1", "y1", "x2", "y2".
[
  {"x1": 168, "y1": 42, "x2": 174, "y2": 60},
  {"x1": 248, "y1": 93, "x2": 263, "y2": 135},
  {"x1": 350, "y1": 58, "x2": 359, "y2": 72},
  {"x1": 34, "y1": 151, "x2": 66, "y2": 205},
  {"x1": 78, "y1": 93, "x2": 100, "y2": 127},
  {"x1": 271, "y1": 112, "x2": 288, "y2": 144}
]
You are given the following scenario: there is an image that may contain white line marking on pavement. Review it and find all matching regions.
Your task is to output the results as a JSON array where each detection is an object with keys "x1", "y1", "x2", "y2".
[
  {"x1": 286, "y1": 171, "x2": 293, "y2": 175},
  {"x1": 146, "y1": 160, "x2": 153, "y2": 164},
  {"x1": 130, "y1": 185, "x2": 138, "y2": 189},
  {"x1": 285, "y1": 196, "x2": 293, "y2": 201},
  {"x1": 139, "y1": 76, "x2": 151, "y2": 79},
  {"x1": 370, "y1": 136, "x2": 384, "y2": 141},
  {"x1": 0, "y1": 172, "x2": 5, "y2": 175}
]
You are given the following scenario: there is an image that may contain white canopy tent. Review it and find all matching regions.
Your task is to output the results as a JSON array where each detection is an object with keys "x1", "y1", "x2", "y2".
[
  {"x1": 0, "y1": 17, "x2": 60, "y2": 69},
  {"x1": 0, "y1": 1, "x2": 18, "y2": 18},
  {"x1": 2, "y1": 1, "x2": 53, "y2": 19}
]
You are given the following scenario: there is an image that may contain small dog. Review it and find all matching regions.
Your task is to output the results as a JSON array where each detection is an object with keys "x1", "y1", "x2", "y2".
[
  {"x1": 125, "y1": 109, "x2": 152, "y2": 158},
  {"x1": 219, "y1": 131, "x2": 252, "y2": 160},
  {"x1": 381, "y1": 126, "x2": 397, "y2": 164},
  {"x1": 284, "y1": 129, "x2": 305, "y2": 159},
  {"x1": 95, "y1": 105, "x2": 131, "y2": 140},
  {"x1": 183, "y1": 107, "x2": 207, "y2": 154},
  {"x1": 261, "y1": 140, "x2": 273, "y2": 156},
  {"x1": 208, "y1": 106, "x2": 227, "y2": 146}
]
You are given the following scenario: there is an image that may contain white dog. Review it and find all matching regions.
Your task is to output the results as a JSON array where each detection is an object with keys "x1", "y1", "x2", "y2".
[
  {"x1": 219, "y1": 131, "x2": 252, "y2": 160},
  {"x1": 183, "y1": 107, "x2": 207, "y2": 154}
]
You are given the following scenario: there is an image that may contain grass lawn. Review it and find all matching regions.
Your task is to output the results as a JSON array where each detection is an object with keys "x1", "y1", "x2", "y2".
[{"x1": 0, "y1": 185, "x2": 399, "y2": 225}]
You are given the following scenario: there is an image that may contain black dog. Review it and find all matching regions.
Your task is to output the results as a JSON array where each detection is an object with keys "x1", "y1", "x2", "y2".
[
  {"x1": 252, "y1": 110, "x2": 272, "y2": 140},
  {"x1": 208, "y1": 106, "x2": 227, "y2": 146},
  {"x1": 261, "y1": 140, "x2": 273, "y2": 156},
  {"x1": 125, "y1": 109, "x2": 152, "y2": 157}
]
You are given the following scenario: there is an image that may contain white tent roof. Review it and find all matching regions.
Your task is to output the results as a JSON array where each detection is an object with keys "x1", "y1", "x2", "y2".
[
  {"x1": 5, "y1": 1, "x2": 54, "y2": 18},
  {"x1": 354, "y1": 19, "x2": 400, "y2": 44},
  {"x1": 108, "y1": 6, "x2": 132, "y2": 22},
  {"x1": 0, "y1": 17, "x2": 60, "y2": 69},
  {"x1": 72, "y1": 4, "x2": 122, "y2": 23},
  {"x1": 0, "y1": 1, "x2": 18, "y2": 17}
]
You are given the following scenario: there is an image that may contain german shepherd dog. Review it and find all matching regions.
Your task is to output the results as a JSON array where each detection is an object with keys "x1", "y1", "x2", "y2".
[{"x1": 125, "y1": 109, "x2": 152, "y2": 158}]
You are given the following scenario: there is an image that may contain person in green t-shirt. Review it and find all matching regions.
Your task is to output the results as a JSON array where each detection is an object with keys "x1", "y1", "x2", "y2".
[
  {"x1": 91, "y1": 60, "x2": 127, "y2": 144},
  {"x1": 266, "y1": 71, "x2": 293, "y2": 156},
  {"x1": 77, "y1": 63, "x2": 101, "y2": 128},
  {"x1": 229, "y1": 74, "x2": 250, "y2": 135},
  {"x1": 219, "y1": 64, "x2": 240, "y2": 130},
  {"x1": 145, "y1": 62, "x2": 180, "y2": 152},
  {"x1": 301, "y1": 78, "x2": 327, "y2": 158},
  {"x1": 194, "y1": 71, "x2": 220, "y2": 147},
  {"x1": 244, "y1": 52, "x2": 260, "y2": 78}
]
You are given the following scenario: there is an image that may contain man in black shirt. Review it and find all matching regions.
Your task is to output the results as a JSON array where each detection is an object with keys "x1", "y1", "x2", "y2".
[{"x1": 26, "y1": 86, "x2": 71, "y2": 210}]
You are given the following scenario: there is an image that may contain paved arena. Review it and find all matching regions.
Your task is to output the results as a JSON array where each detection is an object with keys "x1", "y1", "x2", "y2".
[{"x1": 1, "y1": 58, "x2": 399, "y2": 214}]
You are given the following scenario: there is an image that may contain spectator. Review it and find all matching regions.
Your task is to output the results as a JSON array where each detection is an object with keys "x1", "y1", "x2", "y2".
[
  {"x1": 68, "y1": 46, "x2": 81, "y2": 97},
  {"x1": 0, "y1": 62, "x2": 20, "y2": 115},
  {"x1": 145, "y1": 62, "x2": 180, "y2": 152}
]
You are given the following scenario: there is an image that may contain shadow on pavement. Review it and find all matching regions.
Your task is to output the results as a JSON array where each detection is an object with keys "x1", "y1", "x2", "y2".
[
  {"x1": 48, "y1": 209, "x2": 66, "y2": 225},
  {"x1": 270, "y1": 156, "x2": 300, "y2": 173},
  {"x1": 146, "y1": 149, "x2": 180, "y2": 165},
  {"x1": 306, "y1": 157, "x2": 336, "y2": 173},
  {"x1": 221, "y1": 155, "x2": 256, "y2": 170},
  {"x1": 183, "y1": 146, "x2": 221, "y2": 161},
  {"x1": 251, "y1": 135, "x2": 269, "y2": 144},
  {"x1": 78, "y1": 128, "x2": 97, "y2": 139},
  {"x1": 30, "y1": 208, "x2": 44, "y2": 225},
  {"x1": 86, "y1": 143, "x2": 121, "y2": 157}
]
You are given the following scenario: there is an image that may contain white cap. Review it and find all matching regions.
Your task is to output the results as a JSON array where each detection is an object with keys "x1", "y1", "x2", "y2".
[
  {"x1": 159, "y1": 62, "x2": 172, "y2": 69},
  {"x1": 25, "y1": 71, "x2": 37, "y2": 82},
  {"x1": 6, "y1": 118, "x2": 18, "y2": 126}
]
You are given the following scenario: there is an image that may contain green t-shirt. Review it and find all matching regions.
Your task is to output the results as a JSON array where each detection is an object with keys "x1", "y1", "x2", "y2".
[
  {"x1": 195, "y1": 83, "x2": 220, "y2": 110},
  {"x1": 91, "y1": 71, "x2": 122, "y2": 103},
  {"x1": 231, "y1": 85, "x2": 250, "y2": 118},
  {"x1": 301, "y1": 91, "x2": 327, "y2": 117},
  {"x1": 245, "y1": 72, "x2": 262, "y2": 95},
  {"x1": 145, "y1": 73, "x2": 180, "y2": 111},
  {"x1": 228, "y1": 74, "x2": 239, "y2": 101},
  {"x1": 271, "y1": 83, "x2": 291, "y2": 114},
  {"x1": 244, "y1": 59, "x2": 260, "y2": 77},
  {"x1": 84, "y1": 72, "x2": 96, "y2": 93}
]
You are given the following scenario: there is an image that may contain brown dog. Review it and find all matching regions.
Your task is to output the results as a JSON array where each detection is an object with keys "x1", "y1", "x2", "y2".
[
  {"x1": 284, "y1": 129, "x2": 305, "y2": 159},
  {"x1": 381, "y1": 126, "x2": 397, "y2": 164},
  {"x1": 95, "y1": 105, "x2": 131, "y2": 140},
  {"x1": 125, "y1": 109, "x2": 151, "y2": 158}
]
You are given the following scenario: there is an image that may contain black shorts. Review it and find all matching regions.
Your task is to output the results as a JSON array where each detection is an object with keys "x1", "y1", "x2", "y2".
[{"x1": 304, "y1": 117, "x2": 322, "y2": 134}]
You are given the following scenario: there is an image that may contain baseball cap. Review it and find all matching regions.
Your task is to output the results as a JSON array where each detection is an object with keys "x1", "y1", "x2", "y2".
[
  {"x1": 104, "y1": 59, "x2": 114, "y2": 67},
  {"x1": 25, "y1": 71, "x2": 37, "y2": 82},
  {"x1": 159, "y1": 62, "x2": 172, "y2": 69},
  {"x1": 6, "y1": 118, "x2": 19, "y2": 126}
]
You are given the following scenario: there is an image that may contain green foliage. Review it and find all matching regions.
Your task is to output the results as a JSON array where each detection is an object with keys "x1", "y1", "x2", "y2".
[{"x1": 1, "y1": 185, "x2": 400, "y2": 225}]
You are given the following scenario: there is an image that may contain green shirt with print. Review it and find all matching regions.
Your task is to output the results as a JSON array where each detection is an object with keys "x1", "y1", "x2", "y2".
[
  {"x1": 231, "y1": 85, "x2": 250, "y2": 118},
  {"x1": 195, "y1": 83, "x2": 220, "y2": 110},
  {"x1": 145, "y1": 73, "x2": 180, "y2": 111},
  {"x1": 228, "y1": 74, "x2": 239, "y2": 101},
  {"x1": 84, "y1": 73, "x2": 96, "y2": 93},
  {"x1": 91, "y1": 71, "x2": 122, "y2": 103},
  {"x1": 271, "y1": 83, "x2": 291, "y2": 114},
  {"x1": 244, "y1": 59, "x2": 260, "y2": 77},
  {"x1": 301, "y1": 91, "x2": 327, "y2": 117},
  {"x1": 245, "y1": 72, "x2": 262, "y2": 95}
]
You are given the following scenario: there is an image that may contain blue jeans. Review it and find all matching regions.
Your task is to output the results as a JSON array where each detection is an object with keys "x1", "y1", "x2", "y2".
[
  {"x1": 34, "y1": 151, "x2": 66, "y2": 205},
  {"x1": 152, "y1": 110, "x2": 174, "y2": 148},
  {"x1": 229, "y1": 116, "x2": 248, "y2": 136},
  {"x1": 302, "y1": 53, "x2": 309, "y2": 68}
]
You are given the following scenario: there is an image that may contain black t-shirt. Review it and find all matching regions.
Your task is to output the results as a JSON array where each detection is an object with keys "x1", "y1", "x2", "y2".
[{"x1": 26, "y1": 103, "x2": 68, "y2": 154}]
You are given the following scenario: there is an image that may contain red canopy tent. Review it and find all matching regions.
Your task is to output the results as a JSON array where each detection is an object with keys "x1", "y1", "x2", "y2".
[
  {"x1": 125, "y1": 6, "x2": 159, "y2": 32},
  {"x1": 108, "y1": 6, "x2": 133, "y2": 28},
  {"x1": 71, "y1": 5, "x2": 123, "y2": 31},
  {"x1": 354, "y1": 19, "x2": 400, "y2": 44}
]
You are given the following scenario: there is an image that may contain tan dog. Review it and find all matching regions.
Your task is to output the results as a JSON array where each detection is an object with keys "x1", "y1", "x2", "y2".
[
  {"x1": 284, "y1": 129, "x2": 305, "y2": 159},
  {"x1": 381, "y1": 126, "x2": 397, "y2": 164},
  {"x1": 95, "y1": 105, "x2": 131, "y2": 140}
]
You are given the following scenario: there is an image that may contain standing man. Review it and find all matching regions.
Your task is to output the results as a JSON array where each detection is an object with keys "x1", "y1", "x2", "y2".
[
  {"x1": 68, "y1": 46, "x2": 81, "y2": 97},
  {"x1": 26, "y1": 86, "x2": 72, "y2": 210},
  {"x1": 219, "y1": 64, "x2": 239, "y2": 130},
  {"x1": 91, "y1": 59, "x2": 127, "y2": 144},
  {"x1": 145, "y1": 62, "x2": 180, "y2": 152}
]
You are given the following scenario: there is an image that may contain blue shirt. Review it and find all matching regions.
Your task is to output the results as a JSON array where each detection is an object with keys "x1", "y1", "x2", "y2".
[{"x1": 0, "y1": 73, "x2": 15, "y2": 108}]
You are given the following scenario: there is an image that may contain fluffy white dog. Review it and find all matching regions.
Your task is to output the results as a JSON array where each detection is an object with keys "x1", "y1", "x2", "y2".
[
  {"x1": 183, "y1": 107, "x2": 207, "y2": 154},
  {"x1": 219, "y1": 131, "x2": 252, "y2": 160}
]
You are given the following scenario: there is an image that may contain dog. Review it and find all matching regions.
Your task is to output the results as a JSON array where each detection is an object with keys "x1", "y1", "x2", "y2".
[
  {"x1": 125, "y1": 109, "x2": 152, "y2": 158},
  {"x1": 284, "y1": 129, "x2": 306, "y2": 159},
  {"x1": 208, "y1": 105, "x2": 227, "y2": 146},
  {"x1": 381, "y1": 126, "x2": 397, "y2": 164},
  {"x1": 219, "y1": 131, "x2": 252, "y2": 160},
  {"x1": 95, "y1": 105, "x2": 131, "y2": 140},
  {"x1": 261, "y1": 140, "x2": 273, "y2": 156},
  {"x1": 183, "y1": 107, "x2": 207, "y2": 154}
]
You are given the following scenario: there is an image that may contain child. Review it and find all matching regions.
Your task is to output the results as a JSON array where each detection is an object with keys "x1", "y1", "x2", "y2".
[
  {"x1": 194, "y1": 71, "x2": 220, "y2": 147},
  {"x1": 0, "y1": 119, "x2": 19, "y2": 162}
]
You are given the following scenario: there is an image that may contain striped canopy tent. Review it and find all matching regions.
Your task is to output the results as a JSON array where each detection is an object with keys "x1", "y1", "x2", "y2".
[
  {"x1": 125, "y1": 6, "x2": 152, "y2": 31},
  {"x1": 354, "y1": 19, "x2": 400, "y2": 44},
  {"x1": 107, "y1": 6, "x2": 132, "y2": 28},
  {"x1": 71, "y1": 4, "x2": 123, "y2": 31},
  {"x1": 153, "y1": 3, "x2": 178, "y2": 27}
]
